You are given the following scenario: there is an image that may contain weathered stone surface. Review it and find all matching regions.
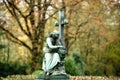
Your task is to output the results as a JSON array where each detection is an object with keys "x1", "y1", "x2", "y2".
[{"x1": 36, "y1": 74, "x2": 70, "y2": 80}]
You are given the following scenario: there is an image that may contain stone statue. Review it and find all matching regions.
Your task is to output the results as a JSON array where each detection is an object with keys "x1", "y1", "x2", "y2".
[
  {"x1": 36, "y1": 8, "x2": 70, "y2": 80},
  {"x1": 42, "y1": 30, "x2": 67, "y2": 76}
]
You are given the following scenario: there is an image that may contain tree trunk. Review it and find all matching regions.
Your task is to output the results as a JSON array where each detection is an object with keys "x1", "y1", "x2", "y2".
[{"x1": 30, "y1": 22, "x2": 45, "y2": 72}]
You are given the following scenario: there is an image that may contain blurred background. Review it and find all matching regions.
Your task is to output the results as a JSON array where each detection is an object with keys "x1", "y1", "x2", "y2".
[{"x1": 0, "y1": 0, "x2": 120, "y2": 77}]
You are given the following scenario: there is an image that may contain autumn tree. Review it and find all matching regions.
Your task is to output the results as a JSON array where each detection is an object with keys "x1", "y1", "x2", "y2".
[
  {"x1": 0, "y1": 0, "x2": 62, "y2": 72},
  {"x1": 62, "y1": 0, "x2": 120, "y2": 76},
  {"x1": 103, "y1": 0, "x2": 120, "y2": 76}
]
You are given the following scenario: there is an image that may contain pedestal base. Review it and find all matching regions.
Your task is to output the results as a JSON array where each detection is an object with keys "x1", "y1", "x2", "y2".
[{"x1": 36, "y1": 74, "x2": 70, "y2": 80}]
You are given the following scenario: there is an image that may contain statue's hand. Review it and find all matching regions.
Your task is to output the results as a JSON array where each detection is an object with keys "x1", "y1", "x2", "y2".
[
  {"x1": 58, "y1": 46, "x2": 67, "y2": 59},
  {"x1": 58, "y1": 46, "x2": 64, "y2": 48}
]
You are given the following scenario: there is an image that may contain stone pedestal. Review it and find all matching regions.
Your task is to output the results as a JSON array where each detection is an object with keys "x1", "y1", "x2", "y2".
[{"x1": 36, "y1": 74, "x2": 70, "y2": 80}]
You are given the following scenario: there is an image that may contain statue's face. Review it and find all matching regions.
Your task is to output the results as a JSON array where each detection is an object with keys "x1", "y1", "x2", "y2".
[{"x1": 53, "y1": 33, "x2": 59, "y2": 39}]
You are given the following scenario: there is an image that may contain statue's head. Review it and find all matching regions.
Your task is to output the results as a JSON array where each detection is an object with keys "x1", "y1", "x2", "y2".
[{"x1": 50, "y1": 30, "x2": 59, "y2": 39}]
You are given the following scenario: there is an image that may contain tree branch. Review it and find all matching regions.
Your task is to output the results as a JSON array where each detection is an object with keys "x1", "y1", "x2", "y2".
[
  {"x1": 3, "y1": 0, "x2": 14, "y2": 16},
  {"x1": 45, "y1": 10, "x2": 58, "y2": 20},
  {"x1": 9, "y1": 1, "x2": 25, "y2": 18},
  {"x1": 12, "y1": 7, "x2": 29, "y2": 36},
  {"x1": 24, "y1": 18, "x2": 32, "y2": 39},
  {"x1": 10, "y1": 1, "x2": 32, "y2": 40},
  {"x1": 68, "y1": 21, "x2": 88, "y2": 50},
  {"x1": 4, "y1": 0, "x2": 30, "y2": 38},
  {"x1": 0, "y1": 27, "x2": 32, "y2": 52},
  {"x1": 75, "y1": 20, "x2": 88, "y2": 35},
  {"x1": 25, "y1": 0, "x2": 30, "y2": 4}
]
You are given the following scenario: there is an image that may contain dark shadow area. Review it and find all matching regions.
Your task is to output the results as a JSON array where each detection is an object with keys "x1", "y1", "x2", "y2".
[{"x1": 0, "y1": 62, "x2": 29, "y2": 77}]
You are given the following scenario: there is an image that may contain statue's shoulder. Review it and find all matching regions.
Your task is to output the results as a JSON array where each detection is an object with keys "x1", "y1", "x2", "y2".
[{"x1": 46, "y1": 37, "x2": 53, "y2": 41}]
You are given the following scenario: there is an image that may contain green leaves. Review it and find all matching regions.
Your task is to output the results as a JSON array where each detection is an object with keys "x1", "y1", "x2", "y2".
[
  {"x1": 65, "y1": 52, "x2": 84, "y2": 76},
  {"x1": 0, "y1": 44, "x2": 5, "y2": 50}
]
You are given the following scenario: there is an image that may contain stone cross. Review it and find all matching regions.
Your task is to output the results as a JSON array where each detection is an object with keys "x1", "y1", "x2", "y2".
[{"x1": 55, "y1": 8, "x2": 68, "y2": 46}]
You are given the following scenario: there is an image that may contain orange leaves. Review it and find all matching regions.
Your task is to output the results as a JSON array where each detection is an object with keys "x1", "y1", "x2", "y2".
[
  {"x1": 81, "y1": 1, "x2": 89, "y2": 9},
  {"x1": 39, "y1": 10, "x2": 46, "y2": 14}
]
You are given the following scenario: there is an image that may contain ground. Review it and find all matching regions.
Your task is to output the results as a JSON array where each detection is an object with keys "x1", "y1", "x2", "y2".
[{"x1": 0, "y1": 75, "x2": 120, "y2": 80}]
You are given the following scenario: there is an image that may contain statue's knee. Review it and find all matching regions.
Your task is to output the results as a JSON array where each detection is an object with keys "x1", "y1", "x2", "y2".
[
  {"x1": 45, "y1": 53, "x2": 52, "y2": 59},
  {"x1": 54, "y1": 53, "x2": 59, "y2": 57}
]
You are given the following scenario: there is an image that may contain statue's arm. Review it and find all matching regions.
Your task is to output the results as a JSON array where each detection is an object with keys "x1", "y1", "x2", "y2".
[{"x1": 46, "y1": 37, "x2": 59, "y2": 49}]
